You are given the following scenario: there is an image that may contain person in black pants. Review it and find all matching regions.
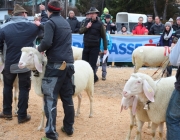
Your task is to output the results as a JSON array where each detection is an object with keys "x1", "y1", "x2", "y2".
[
  {"x1": 0, "y1": 4, "x2": 42, "y2": 123},
  {"x1": 35, "y1": 0, "x2": 75, "y2": 140},
  {"x1": 158, "y1": 22, "x2": 173, "y2": 77},
  {"x1": 79, "y1": 7, "x2": 107, "y2": 83}
]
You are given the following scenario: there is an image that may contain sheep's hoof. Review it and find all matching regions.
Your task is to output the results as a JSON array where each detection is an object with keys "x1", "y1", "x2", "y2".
[
  {"x1": 14, "y1": 111, "x2": 18, "y2": 116},
  {"x1": 37, "y1": 126, "x2": 44, "y2": 131},
  {"x1": 89, "y1": 115, "x2": 93, "y2": 118}
]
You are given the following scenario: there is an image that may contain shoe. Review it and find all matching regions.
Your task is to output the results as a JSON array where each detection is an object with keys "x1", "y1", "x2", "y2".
[
  {"x1": 18, "y1": 114, "x2": 31, "y2": 124},
  {"x1": 61, "y1": 126, "x2": 73, "y2": 137},
  {"x1": 102, "y1": 77, "x2": 106, "y2": 81},
  {"x1": 41, "y1": 136, "x2": 56, "y2": 140},
  {"x1": 0, "y1": 112, "x2": 12, "y2": 120}
]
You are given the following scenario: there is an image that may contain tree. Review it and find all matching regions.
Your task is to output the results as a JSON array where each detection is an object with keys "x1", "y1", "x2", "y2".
[{"x1": 152, "y1": 0, "x2": 158, "y2": 16}]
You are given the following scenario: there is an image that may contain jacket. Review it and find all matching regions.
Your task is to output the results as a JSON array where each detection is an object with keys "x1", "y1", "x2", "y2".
[
  {"x1": 0, "y1": 16, "x2": 41, "y2": 72},
  {"x1": 174, "y1": 29, "x2": 180, "y2": 38},
  {"x1": 79, "y1": 18, "x2": 107, "y2": 50},
  {"x1": 100, "y1": 32, "x2": 112, "y2": 51},
  {"x1": 38, "y1": 13, "x2": 74, "y2": 63},
  {"x1": 144, "y1": 22, "x2": 154, "y2": 34},
  {"x1": 67, "y1": 16, "x2": 80, "y2": 33},
  {"x1": 158, "y1": 34, "x2": 172, "y2": 47},
  {"x1": 149, "y1": 23, "x2": 164, "y2": 35},
  {"x1": 104, "y1": 21, "x2": 117, "y2": 34},
  {"x1": 172, "y1": 24, "x2": 180, "y2": 31},
  {"x1": 132, "y1": 23, "x2": 147, "y2": 35}
]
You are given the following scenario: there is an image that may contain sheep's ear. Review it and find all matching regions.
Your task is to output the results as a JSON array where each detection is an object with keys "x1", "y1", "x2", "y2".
[
  {"x1": 33, "y1": 54, "x2": 42, "y2": 73},
  {"x1": 143, "y1": 80, "x2": 155, "y2": 102},
  {"x1": 132, "y1": 96, "x2": 138, "y2": 115}
]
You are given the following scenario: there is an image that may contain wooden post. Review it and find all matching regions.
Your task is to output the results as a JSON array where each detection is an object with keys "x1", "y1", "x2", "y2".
[{"x1": 111, "y1": 62, "x2": 115, "y2": 67}]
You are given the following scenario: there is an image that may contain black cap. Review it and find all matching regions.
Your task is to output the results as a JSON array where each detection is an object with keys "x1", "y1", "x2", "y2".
[{"x1": 105, "y1": 14, "x2": 111, "y2": 19}]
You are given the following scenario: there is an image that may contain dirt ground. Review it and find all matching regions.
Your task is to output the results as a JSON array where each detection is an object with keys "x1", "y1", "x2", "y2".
[{"x1": 0, "y1": 67, "x2": 176, "y2": 140}]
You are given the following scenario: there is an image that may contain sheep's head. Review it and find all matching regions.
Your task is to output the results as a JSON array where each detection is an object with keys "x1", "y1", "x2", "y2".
[
  {"x1": 18, "y1": 47, "x2": 43, "y2": 73},
  {"x1": 122, "y1": 73, "x2": 155, "y2": 102},
  {"x1": 120, "y1": 96, "x2": 138, "y2": 115}
]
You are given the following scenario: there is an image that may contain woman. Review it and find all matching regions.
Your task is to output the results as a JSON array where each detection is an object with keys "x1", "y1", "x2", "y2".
[
  {"x1": 117, "y1": 26, "x2": 131, "y2": 35},
  {"x1": 158, "y1": 22, "x2": 173, "y2": 77}
]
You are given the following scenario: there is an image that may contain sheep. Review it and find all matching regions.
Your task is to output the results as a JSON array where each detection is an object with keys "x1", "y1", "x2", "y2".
[
  {"x1": 72, "y1": 46, "x2": 83, "y2": 60},
  {"x1": 122, "y1": 73, "x2": 176, "y2": 140},
  {"x1": 132, "y1": 46, "x2": 170, "y2": 73},
  {"x1": 18, "y1": 47, "x2": 94, "y2": 130},
  {"x1": 121, "y1": 96, "x2": 152, "y2": 140}
]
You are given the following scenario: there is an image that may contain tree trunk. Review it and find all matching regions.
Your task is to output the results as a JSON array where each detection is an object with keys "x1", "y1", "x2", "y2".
[
  {"x1": 153, "y1": 0, "x2": 158, "y2": 16},
  {"x1": 162, "y1": 0, "x2": 168, "y2": 21}
]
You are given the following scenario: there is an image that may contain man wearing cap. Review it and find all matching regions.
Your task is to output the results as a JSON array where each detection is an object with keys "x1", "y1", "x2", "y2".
[
  {"x1": 104, "y1": 14, "x2": 117, "y2": 34},
  {"x1": 67, "y1": 10, "x2": 80, "y2": 33},
  {"x1": 0, "y1": 4, "x2": 42, "y2": 123},
  {"x1": 172, "y1": 17, "x2": 180, "y2": 31},
  {"x1": 35, "y1": 0, "x2": 75, "y2": 140},
  {"x1": 79, "y1": 7, "x2": 107, "y2": 83}
]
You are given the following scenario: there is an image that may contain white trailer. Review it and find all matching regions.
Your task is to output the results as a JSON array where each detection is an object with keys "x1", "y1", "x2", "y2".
[
  {"x1": 116, "y1": 12, "x2": 147, "y2": 32},
  {"x1": 0, "y1": 9, "x2": 9, "y2": 24}
]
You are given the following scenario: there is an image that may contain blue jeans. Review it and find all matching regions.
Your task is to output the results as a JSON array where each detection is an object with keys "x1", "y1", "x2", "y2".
[{"x1": 166, "y1": 89, "x2": 180, "y2": 140}]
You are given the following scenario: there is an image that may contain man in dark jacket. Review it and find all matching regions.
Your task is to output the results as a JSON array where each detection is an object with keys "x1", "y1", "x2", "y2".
[
  {"x1": 104, "y1": 14, "x2": 117, "y2": 34},
  {"x1": 67, "y1": 10, "x2": 80, "y2": 33},
  {"x1": 144, "y1": 15, "x2": 154, "y2": 33},
  {"x1": 79, "y1": 7, "x2": 107, "y2": 83},
  {"x1": 172, "y1": 17, "x2": 180, "y2": 31},
  {"x1": 36, "y1": 0, "x2": 75, "y2": 140},
  {"x1": 0, "y1": 4, "x2": 41, "y2": 123},
  {"x1": 149, "y1": 16, "x2": 164, "y2": 35}
]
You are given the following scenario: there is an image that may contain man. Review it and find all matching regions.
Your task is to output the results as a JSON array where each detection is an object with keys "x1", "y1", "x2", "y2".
[
  {"x1": 132, "y1": 16, "x2": 147, "y2": 35},
  {"x1": 172, "y1": 17, "x2": 180, "y2": 31},
  {"x1": 144, "y1": 15, "x2": 154, "y2": 32},
  {"x1": 67, "y1": 10, "x2": 80, "y2": 33},
  {"x1": 80, "y1": 12, "x2": 90, "y2": 27},
  {"x1": 104, "y1": 14, "x2": 117, "y2": 34},
  {"x1": 36, "y1": 0, "x2": 75, "y2": 140},
  {"x1": 166, "y1": 39, "x2": 180, "y2": 140},
  {"x1": 0, "y1": 4, "x2": 41, "y2": 123},
  {"x1": 79, "y1": 7, "x2": 107, "y2": 83},
  {"x1": 149, "y1": 16, "x2": 164, "y2": 35},
  {"x1": 169, "y1": 18, "x2": 174, "y2": 26}
]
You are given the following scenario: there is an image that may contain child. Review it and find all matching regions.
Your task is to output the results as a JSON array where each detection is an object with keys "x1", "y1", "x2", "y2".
[{"x1": 97, "y1": 24, "x2": 112, "y2": 80}]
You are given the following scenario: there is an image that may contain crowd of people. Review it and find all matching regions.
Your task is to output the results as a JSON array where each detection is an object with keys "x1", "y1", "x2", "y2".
[{"x1": 0, "y1": 1, "x2": 180, "y2": 140}]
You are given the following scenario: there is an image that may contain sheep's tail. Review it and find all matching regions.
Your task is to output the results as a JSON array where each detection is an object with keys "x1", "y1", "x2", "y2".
[{"x1": 132, "y1": 53, "x2": 137, "y2": 73}]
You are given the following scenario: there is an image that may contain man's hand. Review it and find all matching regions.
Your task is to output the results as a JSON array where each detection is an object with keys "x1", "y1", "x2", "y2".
[
  {"x1": 104, "y1": 50, "x2": 107, "y2": 54},
  {"x1": 34, "y1": 20, "x2": 41, "y2": 26},
  {"x1": 86, "y1": 22, "x2": 92, "y2": 28},
  {"x1": 39, "y1": 4, "x2": 45, "y2": 11}
]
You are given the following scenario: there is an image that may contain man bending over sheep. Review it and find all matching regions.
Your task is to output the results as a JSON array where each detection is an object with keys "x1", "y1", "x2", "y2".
[
  {"x1": 0, "y1": 4, "x2": 42, "y2": 123},
  {"x1": 35, "y1": 0, "x2": 75, "y2": 140}
]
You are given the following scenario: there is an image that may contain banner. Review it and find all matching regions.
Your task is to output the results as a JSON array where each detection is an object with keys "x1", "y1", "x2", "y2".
[{"x1": 72, "y1": 34, "x2": 160, "y2": 62}]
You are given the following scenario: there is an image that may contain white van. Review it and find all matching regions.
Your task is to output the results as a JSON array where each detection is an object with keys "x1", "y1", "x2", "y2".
[{"x1": 116, "y1": 12, "x2": 147, "y2": 32}]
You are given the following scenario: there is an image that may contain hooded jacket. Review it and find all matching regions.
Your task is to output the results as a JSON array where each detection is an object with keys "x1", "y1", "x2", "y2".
[{"x1": 67, "y1": 16, "x2": 80, "y2": 33}]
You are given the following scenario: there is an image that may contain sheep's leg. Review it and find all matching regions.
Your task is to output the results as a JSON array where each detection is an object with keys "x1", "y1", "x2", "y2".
[
  {"x1": 75, "y1": 93, "x2": 82, "y2": 117},
  {"x1": 135, "y1": 120, "x2": 144, "y2": 140},
  {"x1": 158, "y1": 122, "x2": 164, "y2": 140},
  {"x1": 147, "y1": 121, "x2": 151, "y2": 129},
  {"x1": 126, "y1": 109, "x2": 136, "y2": 140},
  {"x1": 38, "y1": 97, "x2": 45, "y2": 131},
  {"x1": 151, "y1": 123, "x2": 158, "y2": 140},
  {"x1": 86, "y1": 90, "x2": 93, "y2": 118},
  {"x1": 13, "y1": 86, "x2": 18, "y2": 116}
]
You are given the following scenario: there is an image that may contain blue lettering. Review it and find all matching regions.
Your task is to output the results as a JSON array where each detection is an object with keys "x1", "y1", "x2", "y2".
[
  {"x1": 135, "y1": 44, "x2": 143, "y2": 49},
  {"x1": 119, "y1": 43, "x2": 126, "y2": 54},
  {"x1": 109, "y1": 43, "x2": 118, "y2": 54},
  {"x1": 73, "y1": 42, "x2": 82, "y2": 48},
  {"x1": 127, "y1": 44, "x2": 134, "y2": 55}
]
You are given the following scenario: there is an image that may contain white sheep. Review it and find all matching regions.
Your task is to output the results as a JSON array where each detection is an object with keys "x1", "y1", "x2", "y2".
[
  {"x1": 122, "y1": 73, "x2": 175, "y2": 140},
  {"x1": 18, "y1": 47, "x2": 94, "y2": 130},
  {"x1": 72, "y1": 46, "x2": 83, "y2": 60},
  {"x1": 132, "y1": 46, "x2": 170, "y2": 73}
]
